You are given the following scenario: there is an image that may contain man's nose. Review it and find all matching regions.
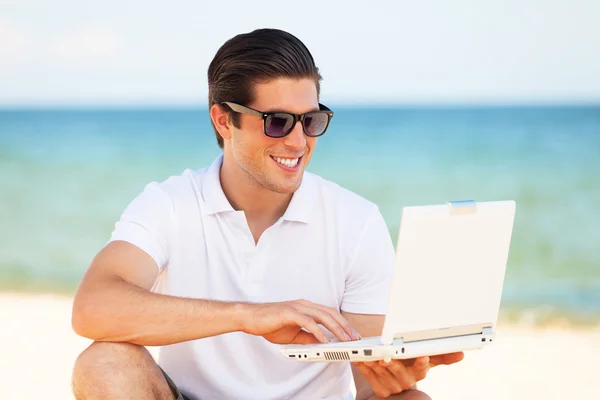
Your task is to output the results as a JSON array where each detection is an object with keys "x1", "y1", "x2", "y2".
[{"x1": 282, "y1": 121, "x2": 307, "y2": 149}]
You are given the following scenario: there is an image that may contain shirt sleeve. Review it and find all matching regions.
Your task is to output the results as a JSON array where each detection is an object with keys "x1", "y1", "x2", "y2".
[
  {"x1": 108, "y1": 181, "x2": 174, "y2": 271},
  {"x1": 341, "y1": 207, "x2": 396, "y2": 315}
]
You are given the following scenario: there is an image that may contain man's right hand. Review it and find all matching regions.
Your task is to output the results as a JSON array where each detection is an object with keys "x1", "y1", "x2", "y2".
[{"x1": 239, "y1": 299, "x2": 361, "y2": 345}]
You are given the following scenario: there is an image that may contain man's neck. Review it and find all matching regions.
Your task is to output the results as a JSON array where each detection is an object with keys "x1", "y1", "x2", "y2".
[{"x1": 219, "y1": 155, "x2": 292, "y2": 229}]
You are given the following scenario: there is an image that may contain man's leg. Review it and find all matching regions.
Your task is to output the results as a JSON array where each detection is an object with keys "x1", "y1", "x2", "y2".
[
  {"x1": 72, "y1": 341, "x2": 179, "y2": 400},
  {"x1": 392, "y1": 389, "x2": 433, "y2": 400}
]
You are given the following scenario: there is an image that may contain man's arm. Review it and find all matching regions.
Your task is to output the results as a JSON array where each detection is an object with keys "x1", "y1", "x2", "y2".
[
  {"x1": 72, "y1": 240, "x2": 242, "y2": 345},
  {"x1": 343, "y1": 312, "x2": 428, "y2": 400},
  {"x1": 72, "y1": 240, "x2": 359, "y2": 346},
  {"x1": 342, "y1": 311, "x2": 464, "y2": 400},
  {"x1": 342, "y1": 312, "x2": 389, "y2": 400}
]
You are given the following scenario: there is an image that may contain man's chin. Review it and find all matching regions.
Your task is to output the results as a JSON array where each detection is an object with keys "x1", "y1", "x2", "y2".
[
  {"x1": 264, "y1": 177, "x2": 303, "y2": 195},
  {"x1": 270, "y1": 183, "x2": 301, "y2": 195}
]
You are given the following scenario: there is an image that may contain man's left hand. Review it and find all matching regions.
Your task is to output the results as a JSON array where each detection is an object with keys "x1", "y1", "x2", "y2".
[{"x1": 353, "y1": 352, "x2": 464, "y2": 399}]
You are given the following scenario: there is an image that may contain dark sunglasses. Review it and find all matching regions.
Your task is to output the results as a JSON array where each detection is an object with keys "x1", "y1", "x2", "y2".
[{"x1": 222, "y1": 102, "x2": 334, "y2": 138}]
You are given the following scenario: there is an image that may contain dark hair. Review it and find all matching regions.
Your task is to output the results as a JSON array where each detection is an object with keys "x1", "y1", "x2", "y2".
[{"x1": 207, "y1": 28, "x2": 322, "y2": 148}]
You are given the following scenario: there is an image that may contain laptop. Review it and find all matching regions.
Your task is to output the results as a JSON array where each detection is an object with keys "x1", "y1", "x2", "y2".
[{"x1": 280, "y1": 200, "x2": 516, "y2": 363}]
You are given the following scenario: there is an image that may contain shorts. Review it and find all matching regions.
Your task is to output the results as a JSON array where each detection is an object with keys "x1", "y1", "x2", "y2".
[{"x1": 160, "y1": 367, "x2": 192, "y2": 400}]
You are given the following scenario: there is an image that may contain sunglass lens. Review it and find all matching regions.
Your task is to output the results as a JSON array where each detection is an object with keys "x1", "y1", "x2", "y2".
[
  {"x1": 265, "y1": 113, "x2": 294, "y2": 137},
  {"x1": 303, "y1": 113, "x2": 329, "y2": 136}
]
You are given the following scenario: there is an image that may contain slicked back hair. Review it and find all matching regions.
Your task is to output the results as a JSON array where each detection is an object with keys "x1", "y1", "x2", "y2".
[{"x1": 207, "y1": 28, "x2": 322, "y2": 148}]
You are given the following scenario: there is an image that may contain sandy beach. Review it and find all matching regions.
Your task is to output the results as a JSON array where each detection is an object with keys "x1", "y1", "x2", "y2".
[{"x1": 1, "y1": 292, "x2": 599, "y2": 400}]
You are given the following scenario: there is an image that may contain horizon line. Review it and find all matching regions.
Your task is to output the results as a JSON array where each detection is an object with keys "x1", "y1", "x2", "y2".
[{"x1": 1, "y1": 99, "x2": 600, "y2": 110}]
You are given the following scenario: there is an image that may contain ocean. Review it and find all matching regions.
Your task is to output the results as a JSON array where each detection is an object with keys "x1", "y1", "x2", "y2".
[{"x1": 1, "y1": 106, "x2": 599, "y2": 325}]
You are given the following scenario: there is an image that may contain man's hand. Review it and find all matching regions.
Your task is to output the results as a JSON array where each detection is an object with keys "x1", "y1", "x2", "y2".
[
  {"x1": 354, "y1": 352, "x2": 465, "y2": 399},
  {"x1": 239, "y1": 299, "x2": 361, "y2": 345}
]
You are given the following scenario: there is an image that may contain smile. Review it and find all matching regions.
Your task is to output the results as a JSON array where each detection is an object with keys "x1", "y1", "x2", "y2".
[{"x1": 271, "y1": 155, "x2": 302, "y2": 170}]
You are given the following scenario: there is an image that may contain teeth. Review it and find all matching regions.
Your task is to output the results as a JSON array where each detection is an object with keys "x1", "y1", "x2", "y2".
[{"x1": 274, "y1": 157, "x2": 299, "y2": 168}]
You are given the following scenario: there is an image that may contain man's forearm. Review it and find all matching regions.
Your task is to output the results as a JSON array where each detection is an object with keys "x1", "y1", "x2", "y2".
[{"x1": 72, "y1": 276, "x2": 248, "y2": 346}]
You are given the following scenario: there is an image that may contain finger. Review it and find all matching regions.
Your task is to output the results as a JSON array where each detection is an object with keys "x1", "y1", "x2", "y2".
[
  {"x1": 291, "y1": 330, "x2": 321, "y2": 345},
  {"x1": 285, "y1": 311, "x2": 328, "y2": 343},
  {"x1": 393, "y1": 357, "x2": 421, "y2": 368},
  {"x1": 384, "y1": 360, "x2": 417, "y2": 391},
  {"x1": 295, "y1": 300, "x2": 360, "y2": 340},
  {"x1": 366, "y1": 362, "x2": 404, "y2": 394},
  {"x1": 429, "y1": 352, "x2": 465, "y2": 367},
  {"x1": 410, "y1": 357, "x2": 431, "y2": 382},
  {"x1": 313, "y1": 303, "x2": 361, "y2": 340},
  {"x1": 294, "y1": 305, "x2": 352, "y2": 342},
  {"x1": 353, "y1": 363, "x2": 392, "y2": 399},
  {"x1": 415, "y1": 356, "x2": 430, "y2": 369}
]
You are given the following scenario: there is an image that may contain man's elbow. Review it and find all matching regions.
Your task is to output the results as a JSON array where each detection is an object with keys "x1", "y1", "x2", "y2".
[{"x1": 71, "y1": 293, "x2": 101, "y2": 340}]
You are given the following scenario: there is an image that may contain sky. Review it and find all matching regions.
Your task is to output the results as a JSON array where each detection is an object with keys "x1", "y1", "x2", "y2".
[{"x1": 1, "y1": 0, "x2": 599, "y2": 106}]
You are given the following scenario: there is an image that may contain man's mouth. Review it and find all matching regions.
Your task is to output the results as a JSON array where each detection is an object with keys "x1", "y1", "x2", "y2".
[{"x1": 271, "y1": 155, "x2": 302, "y2": 170}]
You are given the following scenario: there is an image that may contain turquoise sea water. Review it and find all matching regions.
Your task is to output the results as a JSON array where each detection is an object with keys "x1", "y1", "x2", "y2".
[{"x1": 1, "y1": 106, "x2": 599, "y2": 325}]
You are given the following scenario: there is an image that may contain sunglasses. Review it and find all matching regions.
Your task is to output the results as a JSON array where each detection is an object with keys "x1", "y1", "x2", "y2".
[{"x1": 222, "y1": 102, "x2": 334, "y2": 138}]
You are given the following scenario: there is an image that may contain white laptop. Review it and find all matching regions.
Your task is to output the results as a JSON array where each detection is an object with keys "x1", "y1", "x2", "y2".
[{"x1": 280, "y1": 200, "x2": 516, "y2": 363}]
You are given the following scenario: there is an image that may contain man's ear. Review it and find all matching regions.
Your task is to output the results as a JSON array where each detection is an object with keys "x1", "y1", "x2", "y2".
[{"x1": 210, "y1": 104, "x2": 233, "y2": 141}]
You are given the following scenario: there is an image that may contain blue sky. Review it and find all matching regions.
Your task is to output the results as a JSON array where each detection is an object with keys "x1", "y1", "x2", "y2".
[{"x1": 1, "y1": 0, "x2": 599, "y2": 105}]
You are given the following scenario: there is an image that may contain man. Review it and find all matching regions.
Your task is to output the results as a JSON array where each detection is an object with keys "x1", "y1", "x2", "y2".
[{"x1": 71, "y1": 28, "x2": 463, "y2": 400}]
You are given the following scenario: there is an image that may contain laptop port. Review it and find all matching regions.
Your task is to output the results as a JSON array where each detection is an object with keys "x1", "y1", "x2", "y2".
[
  {"x1": 364, "y1": 349, "x2": 372, "y2": 356},
  {"x1": 352, "y1": 350, "x2": 358, "y2": 354}
]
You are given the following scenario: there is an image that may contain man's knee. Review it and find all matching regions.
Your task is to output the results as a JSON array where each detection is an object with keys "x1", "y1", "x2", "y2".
[
  {"x1": 74, "y1": 341, "x2": 151, "y2": 376},
  {"x1": 394, "y1": 389, "x2": 433, "y2": 400},
  {"x1": 72, "y1": 341, "x2": 169, "y2": 399}
]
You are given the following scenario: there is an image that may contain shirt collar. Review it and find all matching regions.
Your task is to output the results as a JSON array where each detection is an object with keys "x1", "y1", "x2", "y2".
[
  {"x1": 202, "y1": 154, "x2": 235, "y2": 215},
  {"x1": 280, "y1": 172, "x2": 316, "y2": 224},
  {"x1": 202, "y1": 154, "x2": 316, "y2": 223}
]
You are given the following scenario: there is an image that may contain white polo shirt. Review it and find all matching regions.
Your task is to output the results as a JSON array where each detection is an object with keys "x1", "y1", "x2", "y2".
[{"x1": 109, "y1": 155, "x2": 395, "y2": 400}]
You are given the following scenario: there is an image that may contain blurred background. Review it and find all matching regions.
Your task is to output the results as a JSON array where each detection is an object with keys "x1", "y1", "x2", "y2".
[
  {"x1": 2, "y1": 1, "x2": 600, "y2": 399},
  {"x1": 1, "y1": 0, "x2": 599, "y2": 327}
]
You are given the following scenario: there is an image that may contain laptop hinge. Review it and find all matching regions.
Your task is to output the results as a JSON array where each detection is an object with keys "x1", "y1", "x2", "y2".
[
  {"x1": 394, "y1": 323, "x2": 493, "y2": 344},
  {"x1": 481, "y1": 327, "x2": 493, "y2": 336}
]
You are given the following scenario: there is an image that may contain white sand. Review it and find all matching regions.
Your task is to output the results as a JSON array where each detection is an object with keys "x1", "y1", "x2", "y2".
[{"x1": 1, "y1": 293, "x2": 599, "y2": 399}]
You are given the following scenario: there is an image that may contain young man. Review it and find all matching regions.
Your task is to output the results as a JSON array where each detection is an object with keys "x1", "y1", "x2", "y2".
[{"x1": 71, "y1": 29, "x2": 463, "y2": 400}]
